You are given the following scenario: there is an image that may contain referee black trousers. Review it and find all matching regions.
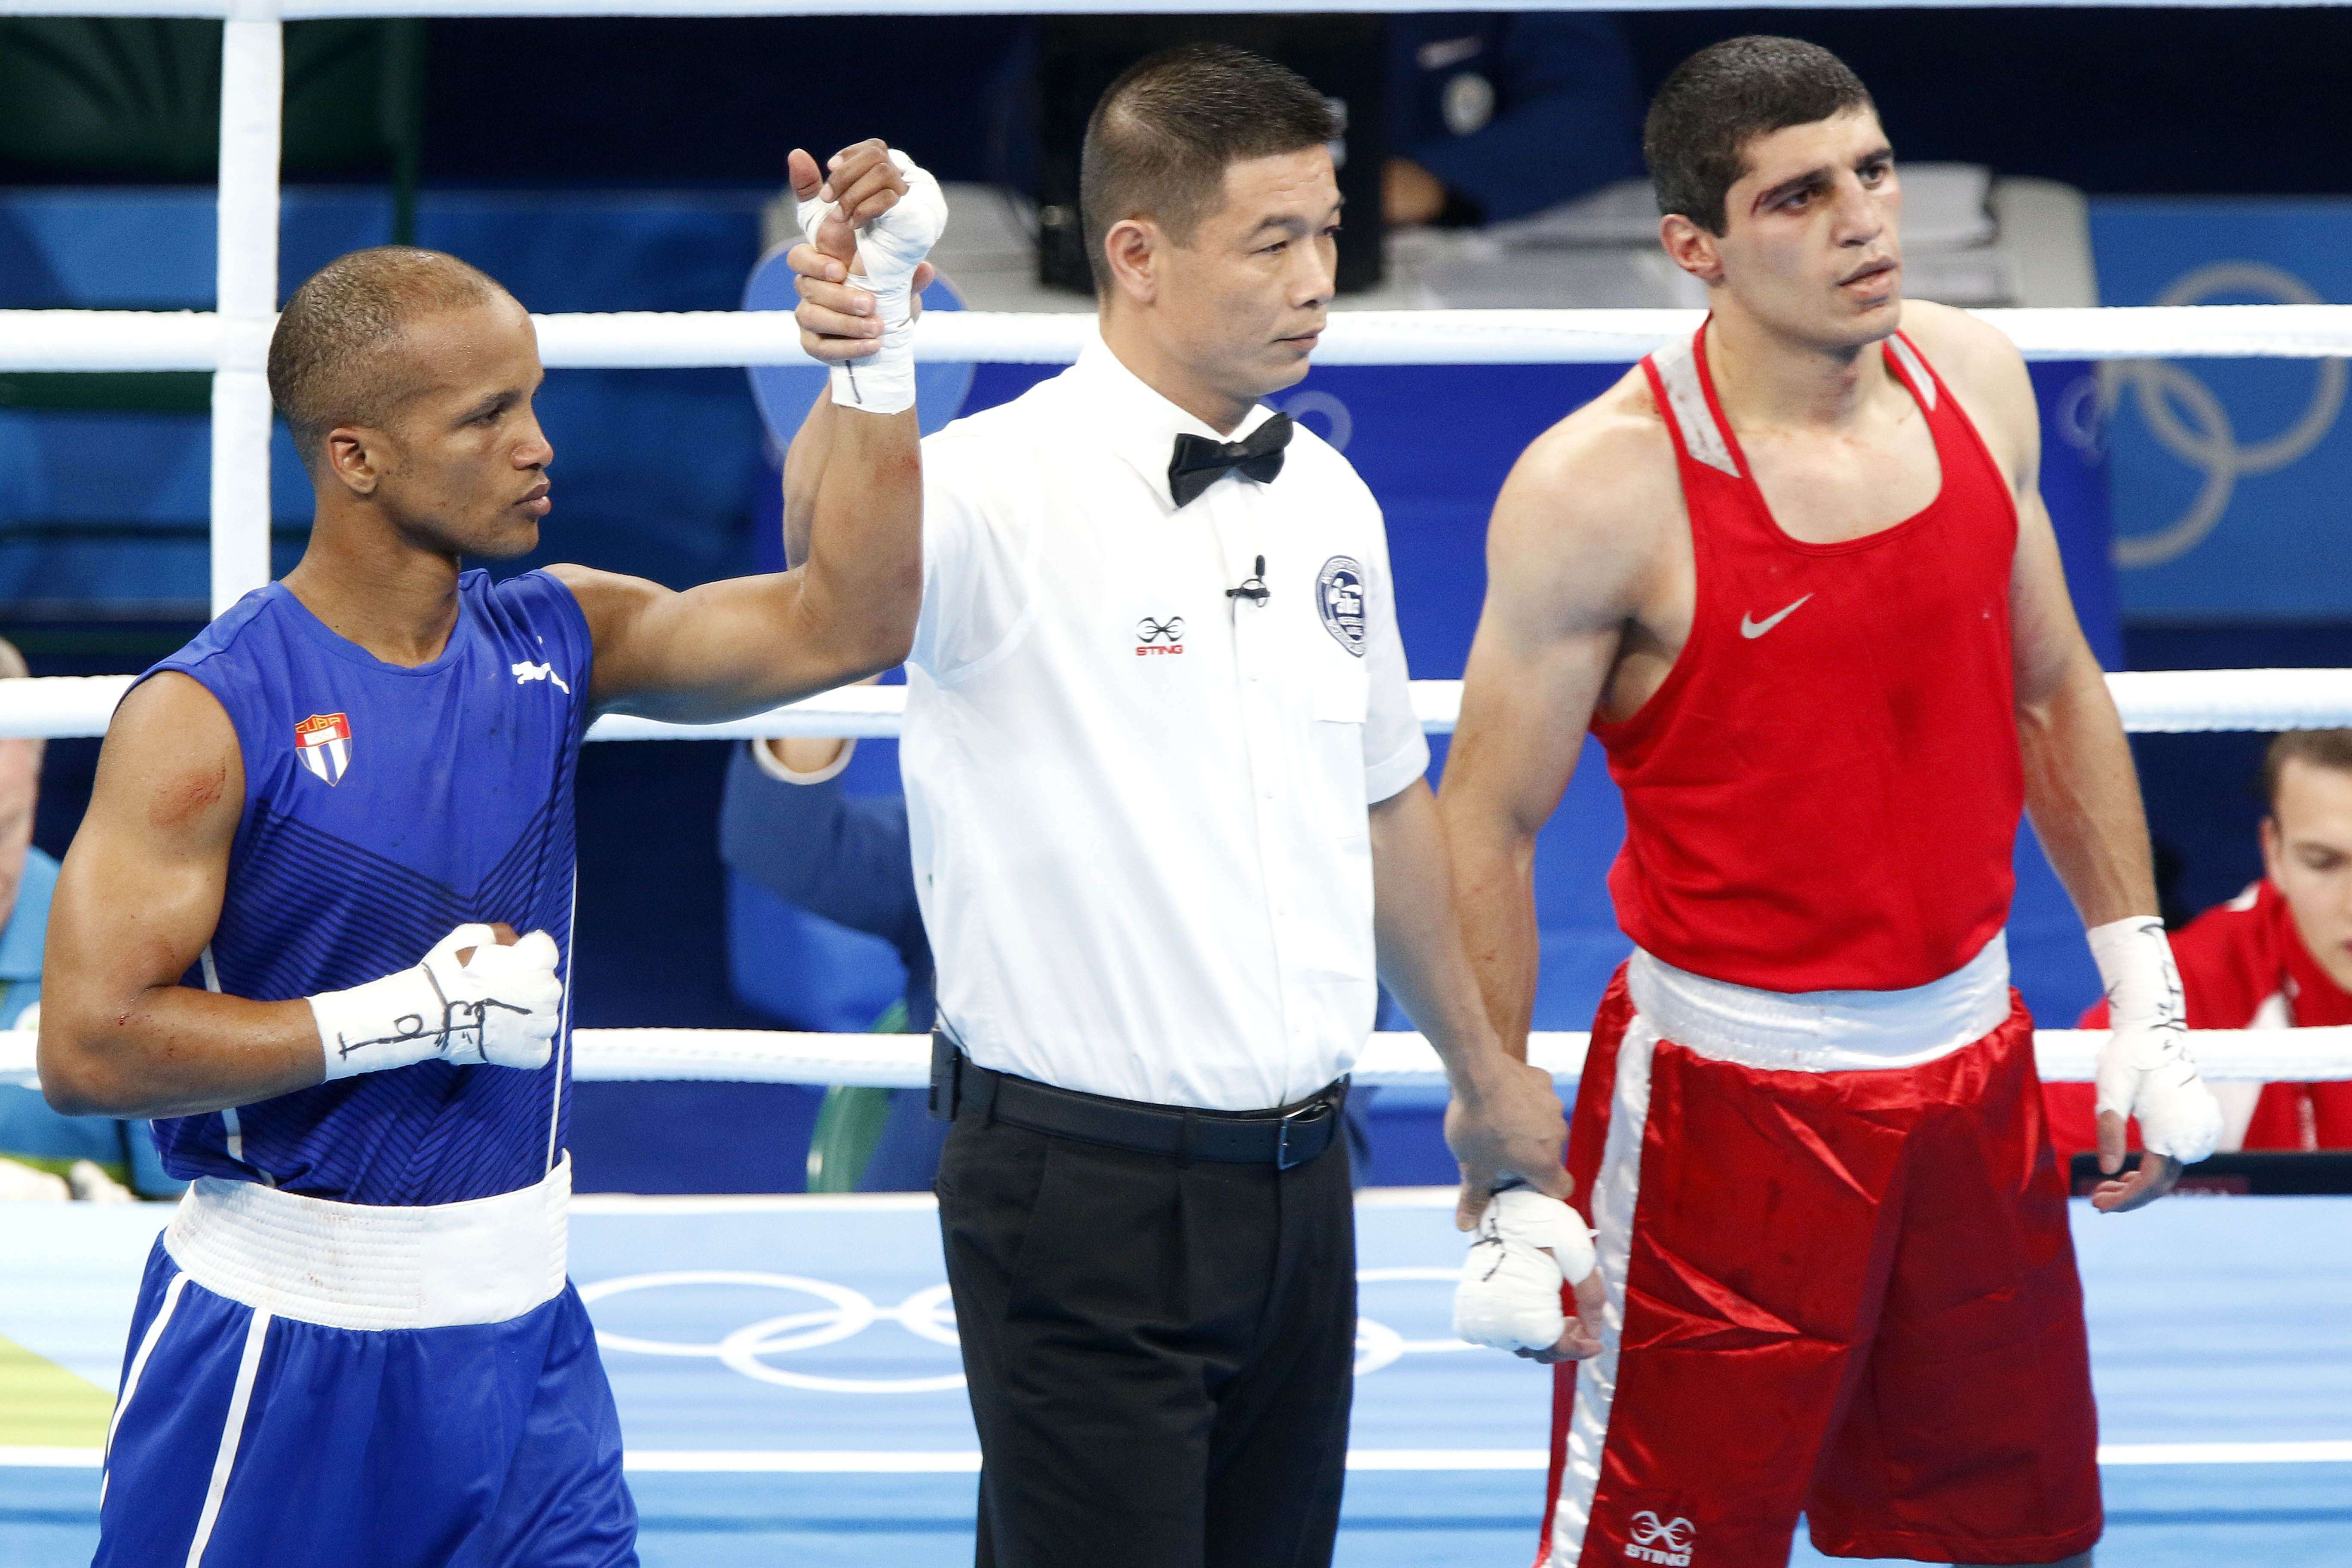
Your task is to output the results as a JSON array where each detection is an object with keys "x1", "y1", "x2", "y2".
[{"x1": 935, "y1": 1107, "x2": 1357, "y2": 1568}]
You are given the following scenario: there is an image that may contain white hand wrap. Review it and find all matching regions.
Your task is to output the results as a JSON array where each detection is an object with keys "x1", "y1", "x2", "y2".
[
  {"x1": 310, "y1": 924, "x2": 563, "y2": 1082},
  {"x1": 798, "y1": 149, "x2": 947, "y2": 416},
  {"x1": 2089, "y1": 916, "x2": 2223, "y2": 1164},
  {"x1": 1452, "y1": 1188, "x2": 1598, "y2": 1353}
]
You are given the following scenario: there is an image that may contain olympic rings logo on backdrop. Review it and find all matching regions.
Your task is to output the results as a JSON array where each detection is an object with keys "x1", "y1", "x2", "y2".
[
  {"x1": 580, "y1": 1266, "x2": 1475, "y2": 1394},
  {"x1": 1279, "y1": 389, "x2": 1354, "y2": 453},
  {"x1": 2097, "y1": 260, "x2": 2347, "y2": 569}
]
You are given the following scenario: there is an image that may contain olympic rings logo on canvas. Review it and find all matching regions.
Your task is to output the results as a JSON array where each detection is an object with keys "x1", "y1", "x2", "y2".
[
  {"x1": 581, "y1": 1271, "x2": 967, "y2": 1394},
  {"x1": 581, "y1": 1266, "x2": 1477, "y2": 1394}
]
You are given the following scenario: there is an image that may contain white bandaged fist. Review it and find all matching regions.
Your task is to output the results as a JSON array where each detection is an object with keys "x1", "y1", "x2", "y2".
[
  {"x1": 799, "y1": 148, "x2": 946, "y2": 415},
  {"x1": 311, "y1": 923, "x2": 563, "y2": 1082},
  {"x1": 2089, "y1": 916, "x2": 2222, "y2": 1165},
  {"x1": 1453, "y1": 1188, "x2": 1598, "y2": 1354}
]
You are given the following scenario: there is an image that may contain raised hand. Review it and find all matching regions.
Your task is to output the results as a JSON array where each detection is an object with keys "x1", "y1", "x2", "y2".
[{"x1": 784, "y1": 140, "x2": 945, "y2": 410}]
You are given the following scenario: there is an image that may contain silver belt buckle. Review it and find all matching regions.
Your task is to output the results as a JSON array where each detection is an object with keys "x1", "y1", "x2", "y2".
[{"x1": 1274, "y1": 1098, "x2": 1332, "y2": 1171}]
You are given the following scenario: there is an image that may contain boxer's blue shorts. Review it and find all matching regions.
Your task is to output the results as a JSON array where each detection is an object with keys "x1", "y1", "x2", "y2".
[{"x1": 93, "y1": 1237, "x2": 637, "y2": 1567}]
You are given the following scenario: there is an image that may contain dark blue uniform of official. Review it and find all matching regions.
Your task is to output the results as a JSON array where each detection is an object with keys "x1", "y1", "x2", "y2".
[
  {"x1": 94, "y1": 570, "x2": 637, "y2": 1568},
  {"x1": 1387, "y1": 14, "x2": 1643, "y2": 222}
]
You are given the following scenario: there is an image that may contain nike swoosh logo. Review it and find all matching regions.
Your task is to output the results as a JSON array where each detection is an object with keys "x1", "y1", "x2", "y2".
[{"x1": 1740, "y1": 594, "x2": 1813, "y2": 639}]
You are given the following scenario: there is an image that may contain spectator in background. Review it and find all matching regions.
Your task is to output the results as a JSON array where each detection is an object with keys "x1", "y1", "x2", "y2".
[
  {"x1": 1384, "y1": 13, "x2": 1644, "y2": 227},
  {"x1": 2049, "y1": 728, "x2": 2352, "y2": 1157},
  {"x1": 989, "y1": 17, "x2": 1645, "y2": 235},
  {"x1": 0, "y1": 637, "x2": 175, "y2": 1200},
  {"x1": 720, "y1": 720, "x2": 945, "y2": 1193}
]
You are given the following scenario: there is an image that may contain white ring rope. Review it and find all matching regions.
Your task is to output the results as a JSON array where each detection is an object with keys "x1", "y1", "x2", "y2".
[
  {"x1": 9, "y1": 306, "x2": 2352, "y2": 373},
  {"x1": 1, "y1": 1027, "x2": 2347, "y2": 1090},
  {"x1": 570, "y1": 1026, "x2": 2352, "y2": 1088},
  {"x1": 3, "y1": 671, "x2": 2348, "y2": 741}
]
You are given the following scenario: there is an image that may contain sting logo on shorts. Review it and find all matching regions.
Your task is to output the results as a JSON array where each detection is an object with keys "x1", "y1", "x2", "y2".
[
  {"x1": 1135, "y1": 616, "x2": 1186, "y2": 657},
  {"x1": 1624, "y1": 1511, "x2": 1695, "y2": 1565},
  {"x1": 1317, "y1": 557, "x2": 1367, "y2": 655},
  {"x1": 294, "y1": 712, "x2": 352, "y2": 787}
]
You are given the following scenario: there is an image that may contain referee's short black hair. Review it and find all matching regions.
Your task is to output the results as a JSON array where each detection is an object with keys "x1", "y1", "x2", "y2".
[
  {"x1": 1079, "y1": 43, "x2": 1339, "y2": 294},
  {"x1": 1644, "y1": 36, "x2": 1875, "y2": 236}
]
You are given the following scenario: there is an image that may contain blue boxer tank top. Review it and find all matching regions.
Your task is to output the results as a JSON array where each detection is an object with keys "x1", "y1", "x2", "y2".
[{"x1": 140, "y1": 570, "x2": 591, "y2": 1205}]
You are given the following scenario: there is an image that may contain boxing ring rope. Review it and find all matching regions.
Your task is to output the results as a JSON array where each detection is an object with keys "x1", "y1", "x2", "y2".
[
  {"x1": 558, "y1": 1026, "x2": 2352, "y2": 1090},
  {"x1": 3, "y1": 669, "x2": 2352, "y2": 740},
  {"x1": 3, "y1": 1027, "x2": 2351, "y2": 1090},
  {"x1": 14, "y1": 305, "x2": 2352, "y2": 375}
]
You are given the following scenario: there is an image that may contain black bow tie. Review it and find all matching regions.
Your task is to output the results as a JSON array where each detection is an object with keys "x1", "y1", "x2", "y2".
[{"x1": 1167, "y1": 413, "x2": 1293, "y2": 508}]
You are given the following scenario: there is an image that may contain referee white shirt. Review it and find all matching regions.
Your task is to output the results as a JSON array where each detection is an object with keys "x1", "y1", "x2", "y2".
[{"x1": 904, "y1": 334, "x2": 1430, "y2": 1112}]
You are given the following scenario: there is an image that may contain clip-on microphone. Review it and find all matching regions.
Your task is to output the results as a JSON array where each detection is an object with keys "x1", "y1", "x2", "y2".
[{"x1": 1227, "y1": 555, "x2": 1271, "y2": 606}]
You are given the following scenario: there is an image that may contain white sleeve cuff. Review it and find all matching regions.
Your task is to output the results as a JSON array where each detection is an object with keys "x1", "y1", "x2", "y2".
[
  {"x1": 750, "y1": 736, "x2": 858, "y2": 786},
  {"x1": 1364, "y1": 732, "x2": 1433, "y2": 805}
]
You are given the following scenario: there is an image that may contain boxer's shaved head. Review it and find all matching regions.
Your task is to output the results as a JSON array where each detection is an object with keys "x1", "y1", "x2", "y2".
[
  {"x1": 269, "y1": 245, "x2": 551, "y2": 563},
  {"x1": 1645, "y1": 36, "x2": 1874, "y2": 235},
  {"x1": 1079, "y1": 43, "x2": 1338, "y2": 294},
  {"x1": 269, "y1": 247, "x2": 508, "y2": 476}
]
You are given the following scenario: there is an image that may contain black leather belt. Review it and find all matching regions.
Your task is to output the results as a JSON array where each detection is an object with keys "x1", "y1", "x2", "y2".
[{"x1": 927, "y1": 1031, "x2": 1346, "y2": 1171}]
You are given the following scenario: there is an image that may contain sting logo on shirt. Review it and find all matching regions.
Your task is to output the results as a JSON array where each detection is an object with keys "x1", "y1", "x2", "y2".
[
  {"x1": 294, "y1": 711, "x2": 352, "y2": 786},
  {"x1": 1317, "y1": 557, "x2": 1368, "y2": 655},
  {"x1": 1135, "y1": 616, "x2": 1186, "y2": 657}
]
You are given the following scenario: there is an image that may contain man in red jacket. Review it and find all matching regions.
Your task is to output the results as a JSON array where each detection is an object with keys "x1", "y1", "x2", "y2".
[{"x1": 2051, "y1": 728, "x2": 2352, "y2": 1155}]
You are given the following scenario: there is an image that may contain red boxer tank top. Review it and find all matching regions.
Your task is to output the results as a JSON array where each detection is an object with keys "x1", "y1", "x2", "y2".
[{"x1": 1595, "y1": 322, "x2": 2024, "y2": 992}]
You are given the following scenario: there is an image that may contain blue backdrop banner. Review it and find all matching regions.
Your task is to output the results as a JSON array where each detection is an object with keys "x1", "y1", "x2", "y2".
[{"x1": 2092, "y1": 197, "x2": 2352, "y2": 621}]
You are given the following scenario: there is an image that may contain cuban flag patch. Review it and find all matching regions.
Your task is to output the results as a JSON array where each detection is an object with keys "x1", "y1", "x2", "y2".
[{"x1": 294, "y1": 711, "x2": 352, "y2": 786}]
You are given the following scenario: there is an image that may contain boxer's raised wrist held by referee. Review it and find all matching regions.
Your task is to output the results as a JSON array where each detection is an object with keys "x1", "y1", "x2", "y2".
[{"x1": 785, "y1": 44, "x2": 1565, "y2": 1568}]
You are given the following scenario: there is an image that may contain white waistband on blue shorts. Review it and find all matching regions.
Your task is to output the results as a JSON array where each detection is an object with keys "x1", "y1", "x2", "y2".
[
  {"x1": 163, "y1": 1154, "x2": 570, "y2": 1332},
  {"x1": 1626, "y1": 932, "x2": 2013, "y2": 1073}
]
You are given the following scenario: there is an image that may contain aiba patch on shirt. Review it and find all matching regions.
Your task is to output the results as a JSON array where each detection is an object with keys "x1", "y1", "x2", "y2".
[
  {"x1": 1316, "y1": 557, "x2": 1368, "y2": 656},
  {"x1": 294, "y1": 711, "x2": 352, "y2": 786}
]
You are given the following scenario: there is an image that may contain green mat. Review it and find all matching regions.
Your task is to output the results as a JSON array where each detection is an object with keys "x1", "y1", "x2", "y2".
[{"x1": 0, "y1": 1334, "x2": 110, "y2": 1448}]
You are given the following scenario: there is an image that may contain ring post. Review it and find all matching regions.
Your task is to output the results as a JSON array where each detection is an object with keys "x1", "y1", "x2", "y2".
[{"x1": 211, "y1": 0, "x2": 284, "y2": 620}]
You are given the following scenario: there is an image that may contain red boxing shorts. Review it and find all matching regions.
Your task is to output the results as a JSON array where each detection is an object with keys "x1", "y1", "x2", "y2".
[{"x1": 1538, "y1": 939, "x2": 2101, "y2": 1568}]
